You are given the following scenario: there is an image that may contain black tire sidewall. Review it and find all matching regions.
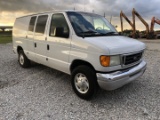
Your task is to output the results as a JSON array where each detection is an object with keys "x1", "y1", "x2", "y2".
[
  {"x1": 71, "y1": 65, "x2": 97, "y2": 100},
  {"x1": 18, "y1": 50, "x2": 30, "y2": 68}
]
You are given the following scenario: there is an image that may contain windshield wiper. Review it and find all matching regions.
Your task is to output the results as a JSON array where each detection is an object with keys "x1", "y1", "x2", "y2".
[
  {"x1": 105, "y1": 31, "x2": 118, "y2": 35},
  {"x1": 79, "y1": 30, "x2": 100, "y2": 38},
  {"x1": 80, "y1": 30, "x2": 98, "y2": 34},
  {"x1": 78, "y1": 31, "x2": 119, "y2": 38}
]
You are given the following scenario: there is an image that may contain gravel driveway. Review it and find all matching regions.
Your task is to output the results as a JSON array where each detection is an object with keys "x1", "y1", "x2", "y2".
[{"x1": 0, "y1": 41, "x2": 160, "y2": 120}]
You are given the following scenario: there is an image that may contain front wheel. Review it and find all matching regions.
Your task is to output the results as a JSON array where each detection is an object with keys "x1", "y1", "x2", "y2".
[
  {"x1": 18, "y1": 50, "x2": 30, "y2": 68},
  {"x1": 71, "y1": 65, "x2": 98, "y2": 100}
]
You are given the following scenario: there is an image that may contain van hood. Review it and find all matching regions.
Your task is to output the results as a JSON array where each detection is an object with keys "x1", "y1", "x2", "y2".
[{"x1": 85, "y1": 36, "x2": 146, "y2": 55}]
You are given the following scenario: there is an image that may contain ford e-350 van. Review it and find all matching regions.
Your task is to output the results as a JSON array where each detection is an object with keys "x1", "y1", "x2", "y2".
[{"x1": 13, "y1": 11, "x2": 147, "y2": 99}]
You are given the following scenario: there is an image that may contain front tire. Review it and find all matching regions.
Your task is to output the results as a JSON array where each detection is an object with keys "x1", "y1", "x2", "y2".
[
  {"x1": 18, "y1": 50, "x2": 30, "y2": 68},
  {"x1": 71, "y1": 65, "x2": 98, "y2": 100}
]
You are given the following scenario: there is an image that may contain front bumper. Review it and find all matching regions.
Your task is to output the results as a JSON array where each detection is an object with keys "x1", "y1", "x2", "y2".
[{"x1": 97, "y1": 60, "x2": 147, "y2": 90}]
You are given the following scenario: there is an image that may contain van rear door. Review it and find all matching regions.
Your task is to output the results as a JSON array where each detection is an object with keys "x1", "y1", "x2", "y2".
[{"x1": 26, "y1": 16, "x2": 37, "y2": 61}]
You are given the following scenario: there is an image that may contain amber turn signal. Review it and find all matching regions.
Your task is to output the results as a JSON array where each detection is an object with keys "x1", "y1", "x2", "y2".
[{"x1": 100, "y1": 56, "x2": 110, "y2": 67}]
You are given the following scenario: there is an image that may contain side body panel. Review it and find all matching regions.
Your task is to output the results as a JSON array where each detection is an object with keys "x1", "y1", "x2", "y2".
[{"x1": 13, "y1": 16, "x2": 30, "y2": 55}]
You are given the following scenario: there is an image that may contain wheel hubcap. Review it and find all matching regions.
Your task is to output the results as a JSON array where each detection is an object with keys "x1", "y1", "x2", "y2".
[
  {"x1": 19, "y1": 54, "x2": 24, "y2": 65},
  {"x1": 74, "y1": 73, "x2": 89, "y2": 94}
]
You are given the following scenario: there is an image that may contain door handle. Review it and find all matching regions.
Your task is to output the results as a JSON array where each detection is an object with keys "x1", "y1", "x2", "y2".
[
  {"x1": 34, "y1": 43, "x2": 37, "y2": 48},
  {"x1": 47, "y1": 44, "x2": 50, "y2": 50}
]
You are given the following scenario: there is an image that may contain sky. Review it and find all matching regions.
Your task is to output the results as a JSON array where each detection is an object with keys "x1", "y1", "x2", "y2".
[{"x1": 0, "y1": 0, "x2": 160, "y2": 31}]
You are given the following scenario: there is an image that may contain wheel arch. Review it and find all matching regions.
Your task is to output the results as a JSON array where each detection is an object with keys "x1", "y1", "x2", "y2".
[
  {"x1": 17, "y1": 46, "x2": 23, "y2": 54},
  {"x1": 70, "y1": 59, "x2": 95, "y2": 73}
]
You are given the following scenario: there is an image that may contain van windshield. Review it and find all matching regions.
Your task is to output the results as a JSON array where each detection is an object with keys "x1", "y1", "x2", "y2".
[{"x1": 67, "y1": 12, "x2": 118, "y2": 37}]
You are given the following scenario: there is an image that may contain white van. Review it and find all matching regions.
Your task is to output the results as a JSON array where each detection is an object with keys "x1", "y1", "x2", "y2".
[{"x1": 13, "y1": 11, "x2": 147, "y2": 99}]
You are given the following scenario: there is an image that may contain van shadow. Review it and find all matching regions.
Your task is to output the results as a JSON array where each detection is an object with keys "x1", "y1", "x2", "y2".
[
  {"x1": 90, "y1": 81, "x2": 145, "y2": 105},
  {"x1": 29, "y1": 63, "x2": 145, "y2": 104}
]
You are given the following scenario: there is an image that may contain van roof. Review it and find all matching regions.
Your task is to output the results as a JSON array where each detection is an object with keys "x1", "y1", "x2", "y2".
[{"x1": 16, "y1": 10, "x2": 101, "y2": 19}]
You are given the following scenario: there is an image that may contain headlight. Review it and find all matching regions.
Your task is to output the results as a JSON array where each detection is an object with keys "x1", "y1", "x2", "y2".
[
  {"x1": 100, "y1": 55, "x2": 120, "y2": 67},
  {"x1": 110, "y1": 56, "x2": 121, "y2": 66}
]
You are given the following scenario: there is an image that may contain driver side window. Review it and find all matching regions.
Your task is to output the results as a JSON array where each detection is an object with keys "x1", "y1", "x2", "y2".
[{"x1": 49, "y1": 14, "x2": 69, "y2": 38}]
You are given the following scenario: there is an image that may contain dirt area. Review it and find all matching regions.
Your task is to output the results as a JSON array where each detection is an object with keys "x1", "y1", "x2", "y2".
[{"x1": 0, "y1": 41, "x2": 160, "y2": 120}]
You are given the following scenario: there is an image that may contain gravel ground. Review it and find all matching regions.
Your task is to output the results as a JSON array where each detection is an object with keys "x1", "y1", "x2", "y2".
[{"x1": 0, "y1": 41, "x2": 160, "y2": 120}]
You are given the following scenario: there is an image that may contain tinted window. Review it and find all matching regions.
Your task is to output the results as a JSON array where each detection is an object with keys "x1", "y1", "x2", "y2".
[
  {"x1": 35, "y1": 15, "x2": 48, "y2": 35},
  {"x1": 28, "y1": 16, "x2": 36, "y2": 33},
  {"x1": 50, "y1": 14, "x2": 69, "y2": 38}
]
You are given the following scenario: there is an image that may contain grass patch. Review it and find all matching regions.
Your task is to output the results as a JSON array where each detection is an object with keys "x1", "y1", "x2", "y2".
[{"x1": 0, "y1": 36, "x2": 12, "y2": 44}]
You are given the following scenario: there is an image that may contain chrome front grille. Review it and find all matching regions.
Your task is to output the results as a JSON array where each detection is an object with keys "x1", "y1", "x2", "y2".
[{"x1": 122, "y1": 52, "x2": 143, "y2": 65}]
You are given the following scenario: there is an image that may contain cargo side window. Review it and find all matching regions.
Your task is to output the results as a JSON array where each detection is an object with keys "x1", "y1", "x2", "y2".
[
  {"x1": 50, "y1": 14, "x2": 69, "y2": 38},
  {"x1": 28, "y1": 16, "x2": 36, "y2": 34},
  {"x1": 35, "y1": 15, "x2": 48, "y2": 35}
]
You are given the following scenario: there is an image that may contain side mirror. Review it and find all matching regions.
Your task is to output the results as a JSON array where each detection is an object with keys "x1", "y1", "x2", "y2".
[
  {"x1": 55, "y1": 27, "x2": 69, "y2": 38},
  {"x1": 55, "y1": 27, "x2": 64, "y2": 37}
]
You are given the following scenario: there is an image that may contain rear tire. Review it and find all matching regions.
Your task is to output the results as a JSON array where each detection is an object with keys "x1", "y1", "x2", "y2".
[
  {"x1": 71, "y1": 65, "x2": 98, "y2": 100},
  {"x1": 18, "y1": 50, "x2": 30, "y2": 68}
]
